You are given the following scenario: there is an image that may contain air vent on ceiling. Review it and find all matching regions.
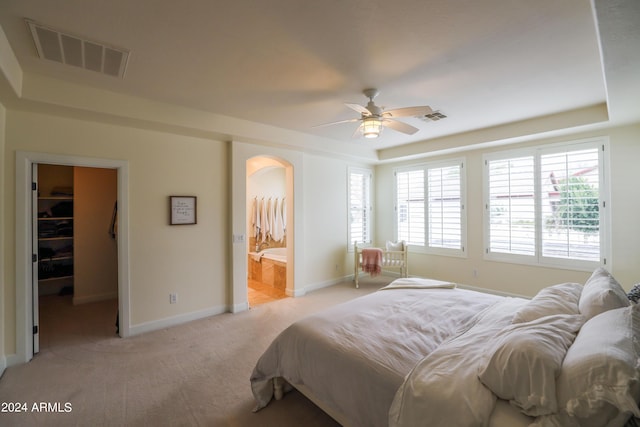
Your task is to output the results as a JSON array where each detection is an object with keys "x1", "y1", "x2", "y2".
[
  {"x1": 420, "y1": 111, "x2": 447, "y2": 122},
  {"x1": 26, "y1": 19, "x2": 129, "y2": 78}
]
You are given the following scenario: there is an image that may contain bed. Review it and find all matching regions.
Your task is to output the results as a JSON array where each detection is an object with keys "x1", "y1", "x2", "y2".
[
  {"x1": 353, "y1": 240, "x2": 407, "y2": 288},
  {"x1": 251, "y1": 269, "x2": 640, "y2": 427}
]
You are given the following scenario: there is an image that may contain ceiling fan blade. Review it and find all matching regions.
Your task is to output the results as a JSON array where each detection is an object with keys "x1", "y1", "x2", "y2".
[
  {"x1": 384, "y1": 106, "x2": 433, "y2": 118},
  {"x1": 312, "y1": 118, "x2": 361, "y2": 128},
  {"x1": 352, "y1": 124, "x2": 364, "y2": 139},
  {"x1": 383, "y1": 119, "x2": 420, "y2": 135},
  {"x1": 345, "y1": 103, "x2": 371, "y2": 116}
]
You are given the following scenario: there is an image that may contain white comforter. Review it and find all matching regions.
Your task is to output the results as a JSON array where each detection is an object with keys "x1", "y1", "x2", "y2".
[
  {"x1": 251, "y1": 286, "x2": 508, "y2": 427},
  {"x1": 388, "y1": 297, "x2": 527, "y2": 427}
]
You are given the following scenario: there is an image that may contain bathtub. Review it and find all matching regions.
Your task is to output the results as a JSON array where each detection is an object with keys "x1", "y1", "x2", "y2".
[
  {"x1": 249, "y1": 247, "x2": 287, "y2": 263},
  {"x1": 260, "y1": 247, "x2": 287, "y2": 263},
  {"x1": 248, "y1": 247, "x2": 287, "y2": 290}
]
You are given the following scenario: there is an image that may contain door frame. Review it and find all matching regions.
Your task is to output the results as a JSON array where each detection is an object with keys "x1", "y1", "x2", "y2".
[
  {"x1": 15, "y1": 151, "x2": 130, "y2": 363},
  {"x1": 230, "y1": 141, "x2": 305, "y2": 313}
]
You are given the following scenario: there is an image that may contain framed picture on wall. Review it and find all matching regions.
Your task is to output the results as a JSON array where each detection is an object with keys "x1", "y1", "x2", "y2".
[{"x1": 170, "y1": 196, "x2": 197, "y2": 225}]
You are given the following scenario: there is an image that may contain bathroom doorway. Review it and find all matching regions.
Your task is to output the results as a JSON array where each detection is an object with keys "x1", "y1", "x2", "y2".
[
  {"x1": 246, "y1": 157, "x2": 290, "y2": 306},
  {"x1": 231, "y1": 142, "x2": 303, "y2": 313}
]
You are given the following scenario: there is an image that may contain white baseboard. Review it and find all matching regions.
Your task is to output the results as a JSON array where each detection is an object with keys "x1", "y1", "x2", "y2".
[
  {"x1": 382, "y1": 270, "x2": 403, "y2": 278},
  {"x1": 300, "y1": 275, "x2": 352, "y2": 296},
  {"x1": 286, "y1": 286, "x2": 305, "y2": 297},
  {"x1": 73, "y1": 292, "x2": 118, "y2": 305},
  {"x1": 352, "y1": 270, "x2": 401, "y2": 281},
  {"x1": 231, "y1": 302, "x2": 249, "y2": 313},
  {"x1": 5, "y1": 353, "x2": 22, "y2": 368},
  {"x1": 129, "y1": 305, "x2": 227, "y2": 336}
]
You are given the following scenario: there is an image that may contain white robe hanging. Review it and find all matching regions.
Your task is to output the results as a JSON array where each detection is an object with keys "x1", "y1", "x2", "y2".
[
  {"x1": 260, "y1": 198, "x2": 268, "y2": 243},
  {"x1": 272, "y1": 197, "x2": 284, "y2": 242},
  {"x1": 267, "y1": 197, "x2": 276, "y2": 240},
  {"x1": 251, "y1": 197, "x2": 258, "y2": 238},
  {"x1": 281, "y1": 198, "x2": 286, "y2": 236}
]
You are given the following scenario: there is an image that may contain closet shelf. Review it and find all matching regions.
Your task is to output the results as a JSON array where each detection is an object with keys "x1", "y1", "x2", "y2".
[
  {"x1": 39, "y1": 275, "x2": 73, "y2": 282},
  {"x1": 39, "y1": 196, "x2": 73, "y2": 199},
  {"x1": 38, "y1": 236, "x2": 73, "y2": 241},
  {"x1": 38, "y1": 192, "x2": 74, "y2": 283},
  {"x1": 41, "y1": 255, "x2": 73, "y2": 262},
  {"x1": 38, "y1": 216, "x2": 73, "y2": 221}
]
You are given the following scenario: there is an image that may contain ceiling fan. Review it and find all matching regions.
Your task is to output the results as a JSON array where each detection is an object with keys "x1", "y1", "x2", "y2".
[{"x1": 316, "y1": 88, "x2": 433, "y2": 139}]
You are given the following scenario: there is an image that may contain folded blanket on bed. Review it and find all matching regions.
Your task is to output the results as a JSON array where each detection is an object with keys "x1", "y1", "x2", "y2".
[
  {"x1": 381, "y1": 278, "x2": 456, "y2": 290},
  {"x1": 361, "y1": 248, "x2": 383, "y2": 276}
]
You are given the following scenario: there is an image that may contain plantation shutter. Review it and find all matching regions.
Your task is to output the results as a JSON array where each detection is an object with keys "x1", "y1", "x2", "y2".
[
  {"x1": 428, "y1": 164, "x2": 462, "y2": 250},
  {"x1": 396, "y1": 169, "x2": 425, "y2": 245},
  {"x1": 540, "y1": 147, "x2": 600, "y2": 261},
  {"x1": 349, "y1": 169, "x2": 371, "y2": 246},
  {"x1": 488, "y1": 156, "x2": 536, "y2": 256}
]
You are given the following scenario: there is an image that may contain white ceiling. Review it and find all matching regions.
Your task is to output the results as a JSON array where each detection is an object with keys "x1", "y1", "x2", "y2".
[{"x1": 0, "y1": 0, "x2": 638, "y2": 158}]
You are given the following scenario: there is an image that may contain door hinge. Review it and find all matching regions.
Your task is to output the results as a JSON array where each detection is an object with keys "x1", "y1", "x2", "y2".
[
  {"x1": 32, "y1": 253, "x2": 38, "y2": 263},
  {"x1": 33, "y1": 325, "x2": 38, "y2": 334},
  {"x1": 32, "y1": 182, "x2": 37, "y2": 191}
]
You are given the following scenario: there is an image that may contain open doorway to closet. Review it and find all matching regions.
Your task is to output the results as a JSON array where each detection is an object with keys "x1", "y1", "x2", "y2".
[
  {"x1": 15, "y1": 151, "x2": 129, "y2": 364},
  {"x1": 34, "y1": 164, "x2": 118, "y2": 354}
]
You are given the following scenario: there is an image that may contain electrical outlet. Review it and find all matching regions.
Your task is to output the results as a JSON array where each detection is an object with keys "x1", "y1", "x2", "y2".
[
  {"x1": 472, "y1": 269, "x2": 478, "y2": 278},
  {"x1": 233, "y1": 234, "x2": 245, "y2": 243},
  {"x1": 169, "y1": 293, "x2": 177, "y2": 304}
]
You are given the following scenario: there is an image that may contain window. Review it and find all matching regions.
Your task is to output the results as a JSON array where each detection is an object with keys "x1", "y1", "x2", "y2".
[
  {"x1": 487, "y1": 156, "x2": 536, "y2": 256},
  {"x1": 428, "y1": 164, "x2": 463, "y2": 250},
  {"x1": 485, "y1": 139, "x2": 608, "y2": 270},
  {"x1": 396, "y1": 168, "x2": 425, "y2": 246},
  {"x1": 541, "y1": 147, "x2": 601, "y2": 262},
  {"x1": 395, "y1": 160, "x2": 465, "y2": 255},
  {"x1": 348, "y1": 167, "x2": 372, "y2": 249}
]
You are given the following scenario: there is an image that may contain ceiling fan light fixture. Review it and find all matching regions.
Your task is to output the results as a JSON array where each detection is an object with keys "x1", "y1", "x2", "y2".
[
  {"x1": 316, "y1": 88, "x2": 430, "y2": 138},
  {"x1": 362, "y1": 116, "x2": 383, "y2": 138}
]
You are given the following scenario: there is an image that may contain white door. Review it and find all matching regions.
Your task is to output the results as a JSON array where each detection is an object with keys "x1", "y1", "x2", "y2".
[{"x1": 31, "y1": 163, "x2": 39, "y2": 354}]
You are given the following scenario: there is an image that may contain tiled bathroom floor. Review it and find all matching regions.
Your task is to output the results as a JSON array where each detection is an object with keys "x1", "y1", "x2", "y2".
[{"x1": 248, "y1": 279, "x2": 287, "y2": 307}]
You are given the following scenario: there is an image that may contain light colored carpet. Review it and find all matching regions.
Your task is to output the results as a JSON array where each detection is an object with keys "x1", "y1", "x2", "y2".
[{"x1": 0, "y1": 276, "x2": 391, "y2": 426}]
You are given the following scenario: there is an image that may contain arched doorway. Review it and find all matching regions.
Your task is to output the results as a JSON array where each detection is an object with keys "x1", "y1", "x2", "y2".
[
  {"x1": 230, "y1": 142, "x2": 304, "y2": 313},
  {"x1": 246, "y1": 157, "x2": 289, "y2": 306}
]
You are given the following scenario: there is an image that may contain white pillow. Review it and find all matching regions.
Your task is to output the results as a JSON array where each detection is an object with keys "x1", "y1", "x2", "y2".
[
  {"x1": 512, "y1": 282, "x2": 583, "y2": 324},
  {"x1": 579, "y1": 268, "x2": 630, "y2": 321},
  {"x1": 386, "y1": 240, "x2": 404, "y2": 251},
  {"x1": 532, "y1": 304, "x2": 640, "y2": 427},
  {"x1": 478, "y1": 314, "x2": 584, "y2": 416}
]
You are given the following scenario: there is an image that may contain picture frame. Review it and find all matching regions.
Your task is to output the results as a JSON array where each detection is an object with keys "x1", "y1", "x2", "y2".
[{"x1": 170, "y1": 196, "x2": 197, "y2": 225}]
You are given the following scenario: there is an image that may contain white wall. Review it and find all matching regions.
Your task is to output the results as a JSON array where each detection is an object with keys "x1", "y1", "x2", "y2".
[
  {"x1": 230, "y1": 142, "x2": 362, "y2": 312},
  {"x1": 608, "y1": 124, "x2": 640, "y2": 286},
  {"x1": 74, "y1": 166, "x2": 118, "y2": 304},
  {"x1": 375, "y1": 123, "x2": 640, "y2": 296},
  {"x1": 302, "y1": 154, "x2": 350, "y2": 283},
  {"x1": 249, "y1": 167, "x2": 286, "y2": 200}
]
